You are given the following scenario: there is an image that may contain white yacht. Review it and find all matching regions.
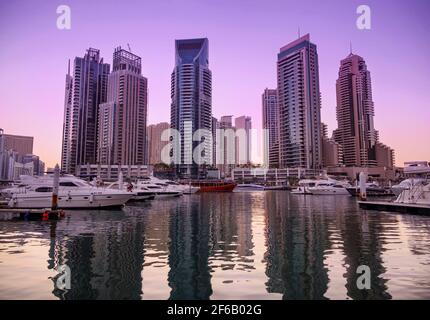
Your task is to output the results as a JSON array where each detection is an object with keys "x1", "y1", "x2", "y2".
[
  {"x1": 308, "y1": 181, "x2": 351, "y2": 195},
  {"x1": 394, "y1": 182, "x2": 430, "y2": 206},
  {"x1": 135, "y1": 178, "x2": 182, "y2": 198},
  {"x1": 6, "y1": 176, "x2": 133, "y2": 209},
  {"x1": 105, "y1": 181, "x2": 156, "y2": 202},
  {"x1": 291, "y1": 179, "x2": 317, "y2": 194},
  {"x1": 163, "y1": 180, "x2": 200, "y2": 194},
  {"x1": 391, "y1": 178, "x2": 428, "y2": 196}
]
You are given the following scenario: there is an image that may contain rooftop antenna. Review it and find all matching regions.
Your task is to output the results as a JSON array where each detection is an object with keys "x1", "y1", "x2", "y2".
[
  {"x1": 298, "y1": 27, "x2": 301, "y2": 39},
  {"x1": 127, "y1": 43, "x2": 132, "y2": 52},
  {"x1": 349, "y1": 41, "x2": 353, "y2": 54}
]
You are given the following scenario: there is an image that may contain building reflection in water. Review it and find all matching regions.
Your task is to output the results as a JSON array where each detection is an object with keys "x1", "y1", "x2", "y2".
[
  {"x1": 48, "y1": 211, "x2": 146, "y2": 300},
  {"x1": 263, "y1": 192, "x2": 331, "y2": 299},
  {"x1": 340, "y1": 205, "x2": 392, "y2": 299},
  {"x1": 167, "y1": 196, "x2": 212, "y2": 299},
  {"x1": 6, "y1": 192, "x2": 424, "y2": 300}
]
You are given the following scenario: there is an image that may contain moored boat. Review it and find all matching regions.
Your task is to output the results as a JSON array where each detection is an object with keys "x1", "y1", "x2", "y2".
[
  {"x1": 7, "y1": 185, "x2": 133, "y2": 209},
  {"x1": 192, "y1": 181, "x2": 236, "y2": 193},
  {"x1": 346, "y1": 182, "x2": 394, "y2": 197}
]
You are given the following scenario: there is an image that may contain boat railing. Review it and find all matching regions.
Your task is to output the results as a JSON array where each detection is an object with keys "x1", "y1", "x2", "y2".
[{"x1": 397, "y1": 185, "x2": 424, "y2": 204}]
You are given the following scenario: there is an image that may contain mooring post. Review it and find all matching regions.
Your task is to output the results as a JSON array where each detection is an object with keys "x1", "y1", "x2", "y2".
[
  {"x1": 359, "y1": 171, "x2": 367, "y2": 201},
  {"x1": 51, "y1": 164, "x2": 60, "y2": 211},
  {"x1": 118, "y1": 171, "x2": 124, "y2": 190}
]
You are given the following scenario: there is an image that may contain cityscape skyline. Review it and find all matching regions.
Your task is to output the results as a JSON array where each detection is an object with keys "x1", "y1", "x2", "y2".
[{"x1": 1, "y1": 0, "x2": 429, "y2": 167}]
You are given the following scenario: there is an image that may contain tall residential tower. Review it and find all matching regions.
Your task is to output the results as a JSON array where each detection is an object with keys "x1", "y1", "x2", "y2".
[
  {"x1": 234, "y1": 116, "x2": 252, "y2": 165},
  {"x1": 98, "y1": 47, "x2": 148, "y2": 165},
  {"x1": 170, "y1": 38, "x2": 212, "y2": 178},
  {"x1": 277, "y1": 34, "x2": 322, "y2": 170},
  {"x1": 147, "y1": 122, "x2": 170, "y2": 165},
  {"x1": 62, "y1": 48, "x2": 110, "y2": 174},
  {"x1": 61, "y1": 60, "x2": 73, "y2": 172},
  {"x1": 262, "y1": 88, "x2": 279, "y2": 167},
  {"x1": 333, "y1": 53, "x2": 394, "y2": 168}
]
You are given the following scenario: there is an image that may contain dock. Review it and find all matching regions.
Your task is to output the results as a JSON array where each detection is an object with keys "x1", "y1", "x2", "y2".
[
  {"x1": 358, "y1": 201, "x2": 430, "y2": 216},
  {"x1": 0, "y1": 208, "x2": 66, "y2": 220}
]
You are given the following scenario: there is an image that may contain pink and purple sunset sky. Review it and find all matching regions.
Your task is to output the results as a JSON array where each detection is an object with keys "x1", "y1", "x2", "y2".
[{"x1": 0, "y1": 0, "x2": 429, "y2": 168}]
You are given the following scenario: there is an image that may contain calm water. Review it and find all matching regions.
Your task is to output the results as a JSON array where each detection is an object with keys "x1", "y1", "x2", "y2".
[{"x1": 1, "y1": 192, "x2": 430, "y2": 300}]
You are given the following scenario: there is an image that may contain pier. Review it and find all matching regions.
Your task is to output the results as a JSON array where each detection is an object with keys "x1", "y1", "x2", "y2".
[
  {"x1": 0, "y1": 208, "x2": 65, "y2": 220},
  {"x1": 358, "y1": 201, "x2": 430, "y2": 216}
]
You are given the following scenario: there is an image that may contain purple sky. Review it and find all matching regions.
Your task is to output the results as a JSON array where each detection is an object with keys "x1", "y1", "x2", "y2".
[{"x1": 0, "y1": 0, "x2": 429, "y2": 167}]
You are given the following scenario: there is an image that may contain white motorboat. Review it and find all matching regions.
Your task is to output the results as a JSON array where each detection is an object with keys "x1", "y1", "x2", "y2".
[
  {"x1": 106, "y1": 181, "x2": 156, "y2": 202},
  {"x1": 394, "y1": 182, "x2": 430, "y2": 206},
  {"x1": 292, "y1": 178, "x2": 350, "y2": 195},
  {"x1": 7, "y1": 176, "x2": 133, "y2": 209},
  {"x1": 135, "y1": 178, "x2": 182, "y2": 198},
  {"x1": 163, "y1": 180, "x2": 200, "y2": 194},
  {"x1": 1, "y1": 174, "x2": 77, "y2": 198},
  {"x1": 291, "y1": 179, "x2": 318, "y2": 194},
  {"x1": 307, "y1": 181, "x2": 350, "y2": 195},
  {"x1": 234, "y1": 184, "x2": 265, "y2": 192},
  {"x1": 391, "y1": 178, "x2": 428, "y2": 196}
]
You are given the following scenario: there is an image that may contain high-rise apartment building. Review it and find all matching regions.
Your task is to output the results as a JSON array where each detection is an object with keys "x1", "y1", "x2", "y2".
[
  {"x1": 234, "y1": 116, "x2": 252, "y2": 165},
  {"x1": 61, "y1": 60, "x2": 73, "y2": 172},
  {"x1": 98, "y1": 47, "x2": 148, "y2": 166},
  {"x1": 333, "y1": 53, "x2": 394, "y2": 168},
  {"x1": 277, "y1": 34, "x2": 322, "y2": 169},
  {"x1": 2, "y1": 133, "x2": 33, "y2": 155},
  {"x1": 62, "y1": 48, "x2": 110, "y2": 174},
  {"x1": 262, "y1": 88, "x2": 279, "y2": 167},
  {"x1": 211, "y1": 116, "x2": 219, "y2": 167},
  {"x1": 0, "y1": 129, "x2": 44, "y2": 180},
  {"x1": 97, "y1": 101, "x2": 116, "y2": 164},
  {"x1": 147, "y1": 122, "x2": 170, "y2": 165},
  {"x1": 217, "y1": 116, "x2": 235, "y2": 177},
  {"x1": 170, "y1": 38, "x2": 212, "y2": 178}
]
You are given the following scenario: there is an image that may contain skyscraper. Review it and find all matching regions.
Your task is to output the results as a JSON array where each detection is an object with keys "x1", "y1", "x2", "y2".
[
  {"x1": 2, "y1": 133, "x2": 33, "y2": 155},
  {"x1": 262, "y1": 88, "x2": 279, "y2": 167},
  {"x1": 62, "y1": 48, "x2": 110, "y2": 174},
  {"x1": 147, "y1": 122, "x2": 170, "y2": 165},
  {"x1": 277, "y1": 34, "x2": 322, "y2": 169},
  {"x1": 61, "y1": 60, "x2": 73, "y2": 172},
  {"x1": 211, "y1": 116, "x2": 219, "y2": 167},
  {"x1": 98, "y1": 47, "x2": 148, "y2": 165},
  {"x1": 0, "y1": 129, "x2": 5, "y2": 180},
  {"x1": 234, "y1": 116, "x2": 252, "y2": 165},
  {"x1": 218, "y1": 116, "x2": 235, "y2": 177},
  {"x1": 333, "y1": 53, "x2": 394, "y2": 168},
  {"x1": 97, "y1": 101, "x2": 116, "y2": 164},
  {"x1": 170, "y1": 38, "x2": 212, "y2": 178}
]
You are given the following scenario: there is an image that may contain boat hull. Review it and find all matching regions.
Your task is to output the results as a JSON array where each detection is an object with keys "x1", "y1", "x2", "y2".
[
  {"x1": 308, "y1": 188, "x2": 350, "y2": 195},
  {"x1": 195, "y1": 183, "x2": 236, "y2": 193},
  {"x1": 346, "y1": 187, "x2": 395, "y2": 197},
  {"x1": 154, "y1": 192, "x2": 182, "y2": 199},
  {"x1": 8, "y1": 193, "x2": 133, "y2": 209},
  {"x1": 291, "y1": 187, "x2": 312, "y2": 195}
]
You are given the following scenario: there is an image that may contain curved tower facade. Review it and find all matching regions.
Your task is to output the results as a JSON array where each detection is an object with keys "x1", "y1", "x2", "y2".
[{"x1": 170, "y1": 38, "x2": 212, "y2": 178}]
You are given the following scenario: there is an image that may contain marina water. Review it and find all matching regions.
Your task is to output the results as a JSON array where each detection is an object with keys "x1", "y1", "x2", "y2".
[{"x1": 1, "y1": 192, "x2": 430, "y2": 299}]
